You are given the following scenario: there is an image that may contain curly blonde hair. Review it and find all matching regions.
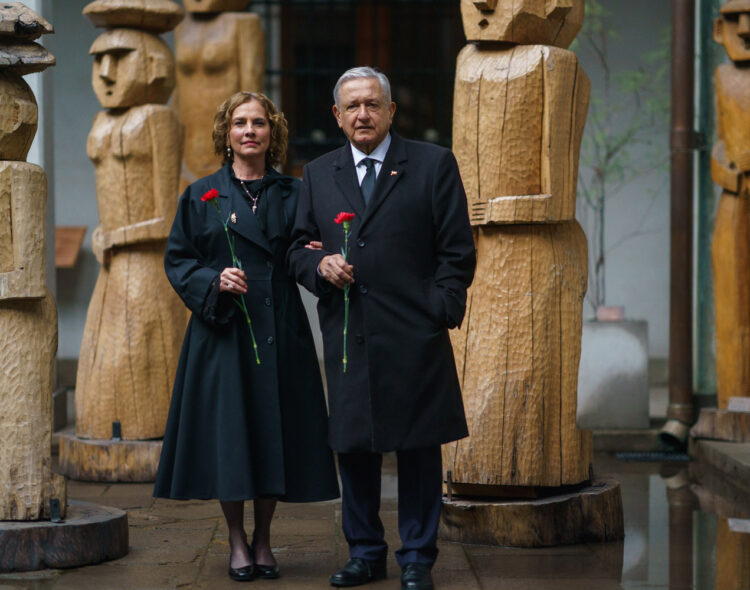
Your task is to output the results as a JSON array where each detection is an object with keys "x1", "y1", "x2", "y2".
[{"x1": 212, "y1": 92, "x2": 289, "y2": 168}]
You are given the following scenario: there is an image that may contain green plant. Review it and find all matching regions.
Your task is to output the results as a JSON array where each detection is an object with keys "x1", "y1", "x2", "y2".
[{"x1": 574, "y1": 0, "x2": 670, "y2": 313}]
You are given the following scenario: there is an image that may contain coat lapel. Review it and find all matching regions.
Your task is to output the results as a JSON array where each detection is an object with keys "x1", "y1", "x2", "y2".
[
  {"x1": 332, "y1": 146, "x2": 366, "y2": 218},
  {"x1": 213, "y1": 165, "x2": 272, "y2": 254},
  {"x1": 360, "y1": 133, "x2": 407, "y2": 231}
]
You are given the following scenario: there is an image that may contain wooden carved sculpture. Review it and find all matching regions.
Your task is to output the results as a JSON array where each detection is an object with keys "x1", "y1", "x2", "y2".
[
  {"x1": 0, "y1": 3, "x2": 66, "y2": 520},
  {"x1": 445, "y1": 0, "x2": 592, "y2": 489},
  {"x1": 712, "y1": 0, "x2": 750, "y2": 409},
  {"x1": 175, "y1": 0, "x2": 264, "y2": 191},
  {"x1": 75, "y1": 0, "x2": 185, "y2": 441}
]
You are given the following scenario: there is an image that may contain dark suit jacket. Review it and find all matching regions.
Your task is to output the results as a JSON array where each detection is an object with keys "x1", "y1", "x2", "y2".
[{"x1": 288, "y1": 133, "x2": 476, "y2": 452}]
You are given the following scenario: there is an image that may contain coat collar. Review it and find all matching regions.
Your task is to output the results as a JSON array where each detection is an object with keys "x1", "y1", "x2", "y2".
[
  {"x1": 211, "y1": 164, "x2": 293, "y2": 255},
  {"x1": 330, "y1": 132, "x2": 408, "y2": 231}
]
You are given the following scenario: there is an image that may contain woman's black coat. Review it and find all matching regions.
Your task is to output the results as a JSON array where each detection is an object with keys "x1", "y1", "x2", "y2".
[{"x1": 154, "y1": 164, "x2": 339, "y2": 502}]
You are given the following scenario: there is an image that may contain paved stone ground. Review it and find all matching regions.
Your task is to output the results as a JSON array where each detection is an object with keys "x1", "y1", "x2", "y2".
[{"x1": 0, "y1": 455, "x2": 633, "y2": 590}]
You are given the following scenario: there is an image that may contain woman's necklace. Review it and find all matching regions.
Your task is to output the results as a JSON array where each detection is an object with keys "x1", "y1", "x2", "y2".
[{"x1": 238, "y1": 178, "x2": 262, "y2": 214}]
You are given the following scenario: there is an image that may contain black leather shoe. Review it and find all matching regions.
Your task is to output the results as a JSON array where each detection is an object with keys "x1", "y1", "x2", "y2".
[
  {"x1": 228, "y1": 563, "x2": 254, "y2": 582},
  {"x1": 400, "y1": 563, "x2": 434, "y2": 590},
  {"x1": 249, "y1": 542, "x2": 280, "y2": 579},
  {"x1": 329, "y1": 558, "x2": 387, "y2": 587}
]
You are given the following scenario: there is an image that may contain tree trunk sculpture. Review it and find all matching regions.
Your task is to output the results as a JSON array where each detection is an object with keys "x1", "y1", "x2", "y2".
[
  {"x1": 174, "y1": 0, "x2": 264, "y2": 192},
  {"x1": 0, "y1": 3, "x2": 66, "y2": 520},
  {"x1": 75, "y1": 0, "x2": 185, "y2": 441},
  {"x1": 444, "y1": 0, "x2": 593, "y2": 489},
  {"x1": 712, "y1": 0, "x2": 750, "y2": 409}
]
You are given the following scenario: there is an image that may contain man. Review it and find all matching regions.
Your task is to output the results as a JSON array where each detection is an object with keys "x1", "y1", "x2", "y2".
[{"x1": 288, "y1": 67, "x2": 475, "y2": 590}]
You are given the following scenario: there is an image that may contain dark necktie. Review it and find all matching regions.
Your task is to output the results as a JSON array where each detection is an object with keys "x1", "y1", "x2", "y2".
[{"x1": 360, "y1": 157, "x2": 376, "y2": 205}]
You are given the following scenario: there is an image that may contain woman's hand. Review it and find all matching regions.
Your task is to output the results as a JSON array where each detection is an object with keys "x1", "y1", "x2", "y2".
[
  {"x1": 305, "y1": 240, "x2": 323, "y2": 250},
  {"x1": 219, "y1": 267, "x2": 247, "y2": 294}
]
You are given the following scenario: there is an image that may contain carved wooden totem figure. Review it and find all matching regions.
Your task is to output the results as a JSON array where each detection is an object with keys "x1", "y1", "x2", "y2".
[
  {"x1": 175, "y1": 0, "x2": 264, "y2": 191},
  {"x1": 444, "y1": 0, "x2": 592, "y2": 489},
  {"x1": 712, "y1": 0, "x2": 750, "y2": 409},
  {"x1": 75, "y1": 0, "x2": 185, "y2": 441},
  {"x1": 0, "y1": 3, "x2": 66, "y2": 520}
]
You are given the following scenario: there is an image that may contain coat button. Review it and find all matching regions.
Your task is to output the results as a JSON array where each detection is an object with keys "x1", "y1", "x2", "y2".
[
  {"x1": 359, "y1": 284, "x2": 367, "y2": 294},
  {"x1": 356, "y1": 334, "x2": 364, "y2": 344},
  {"x1": 264, "y1": 297, "x2": 272, "y2": 306},
  {"x1": 266, "y1": 261, "x2": 273, "y2": 269},
  {"x1": 357, "y1": 239, "x2": 365, "y2": 248},
  {"x1": 267, "y1": 336, "x2": 274, "y2": 345}
]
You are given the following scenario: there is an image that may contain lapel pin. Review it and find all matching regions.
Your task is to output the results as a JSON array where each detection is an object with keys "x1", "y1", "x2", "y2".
[
  {"x1": 230, "y1": 213, "x2": 237, "y2": 224},
  {"x1": 390, "y1": 170, "x2": 398, "y2": 176}
]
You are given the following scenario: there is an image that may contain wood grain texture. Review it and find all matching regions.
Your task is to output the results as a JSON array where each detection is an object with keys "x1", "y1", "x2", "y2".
[
  {"x1": 0, "y1": 3, "x2": 53, "y2": 39},
  {"x1": 57, "y1": 429, "x2": 162, "y2": 482},
  {"x1": 0, "y1": 162, "x2": 45, "y2": 299},
  {"x1": 440, "y1": 478, "x2": 623, "y2": 547},
  {"x1": 453, "y1": 44, "x2": 589, "y2": 225},
  {"x1": 0, "y1": 72, "x2": 37, "y2": 161},
  {"x1": 460, "y1": 0, "x2": 584, "y2": 48},
  {"x1": 0, "y1": 500, "x2": 128, "y2": 572},
  {"x1": 0, "y1": 291, "x2": 65, "y2": 519},
  {"x1": 174, "y1": 11, "x2": 264, "y2": 190},
  {"x1": 76, "y1": 105, "x2": 184, "y2": 441},
  {"x1": 83, "y1": 0, "x2": 184, "y2": 33},
  {"x1": 444, "y1": 222, "x2": 592, "y2": 487},
  {"x1": 691, "y1": 407, "x2": 750, "y2": 442},
  {"x1": 0, "y1": 68, "x2": 38, "y2": 161},
  {"x1": 0, "y1": 39, "x2": 54, "y2": 75},
  {"x1": 712, "y1": 61, "x2": 750, "y2": 408},
  {"x1": 716, "y1": 516, "x2": 750, "y2": 590}
]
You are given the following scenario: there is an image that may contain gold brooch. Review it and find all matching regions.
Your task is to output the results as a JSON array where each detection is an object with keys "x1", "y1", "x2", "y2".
[{"x1": 230, "y1": 213, "x2": 237, "y2": 224}]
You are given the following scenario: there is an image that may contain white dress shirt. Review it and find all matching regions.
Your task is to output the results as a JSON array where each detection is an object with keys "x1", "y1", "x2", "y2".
[{"x1": 350, "y1": 133, "x2": 392, "y2": 185}]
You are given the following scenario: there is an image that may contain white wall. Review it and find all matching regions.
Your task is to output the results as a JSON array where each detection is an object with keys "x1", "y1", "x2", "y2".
[{"x1": 574, "y1": 0, "x2": 672, "y2": 360}]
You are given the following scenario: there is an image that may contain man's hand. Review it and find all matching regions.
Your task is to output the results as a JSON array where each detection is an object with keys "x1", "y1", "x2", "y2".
[
  {"x1": 318, "y1": 254, "x2": 354, "y2": 290},
  {"x1": 305, "y1": 240, "x2": 323, "y2": 250}
]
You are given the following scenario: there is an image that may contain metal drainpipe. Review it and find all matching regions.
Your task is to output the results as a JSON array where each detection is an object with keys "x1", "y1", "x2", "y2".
[{"x1": 660, "y1": 0, "x2": 696, "y2": 448}]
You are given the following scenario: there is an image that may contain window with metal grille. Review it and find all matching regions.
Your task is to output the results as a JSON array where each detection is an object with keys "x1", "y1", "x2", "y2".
[{"x1": 253, "y1": 0, "x2": 464, "y2": 175}]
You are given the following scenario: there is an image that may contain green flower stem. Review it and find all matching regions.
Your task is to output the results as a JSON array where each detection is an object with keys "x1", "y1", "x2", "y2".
[
  {"x1": 342, "y1": 221, "x2": 350, "y2": 373},
  {"x1": 211, "y1": 200, "x2": 261, "y2": 365}
]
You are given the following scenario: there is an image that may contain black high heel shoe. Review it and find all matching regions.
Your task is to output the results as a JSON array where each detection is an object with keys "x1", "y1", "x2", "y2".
[
  {"x1": 228, "y1": 561, "x2": 254, "y2": 582},
  {"x1": 228, "y1": 543, "x2": 255, "y2": 582},
  {"x1": 248, "y1": 541, "x2": 280, "y2": 579}
]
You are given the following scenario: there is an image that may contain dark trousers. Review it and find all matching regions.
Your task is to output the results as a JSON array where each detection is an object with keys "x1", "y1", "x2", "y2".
[{"x1": 337, "y1": 445, "x2": 442, "y2": 568}]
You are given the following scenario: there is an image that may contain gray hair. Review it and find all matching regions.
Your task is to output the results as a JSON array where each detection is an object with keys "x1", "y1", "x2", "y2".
[{"x1": 333, "y1": 67, "x2": 392, "y2": 107}]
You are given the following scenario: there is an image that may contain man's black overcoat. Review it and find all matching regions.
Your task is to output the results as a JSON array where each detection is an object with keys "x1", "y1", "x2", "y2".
[
  {"x1": 154, "y1": 165, "x2": 339, "y2": 502},
  {"x1": 288, "y1": 134, "x2": 476, "y2": 453}
]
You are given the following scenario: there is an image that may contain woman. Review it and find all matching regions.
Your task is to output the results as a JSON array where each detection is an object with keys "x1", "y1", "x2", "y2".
[{"x1": 154, "y1": 92, "x2": 339, "y2": 582}]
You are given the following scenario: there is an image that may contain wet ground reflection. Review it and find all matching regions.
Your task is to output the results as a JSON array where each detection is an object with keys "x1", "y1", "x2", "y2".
[{"x1": 596, "y1": 453, "x2": 750, "y2": 590}]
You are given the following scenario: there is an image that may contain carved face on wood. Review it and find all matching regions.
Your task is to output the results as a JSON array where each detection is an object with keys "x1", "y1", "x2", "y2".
[
  {"x1": 0, "y1": 71, "x2": 37, "y2": 161},
  {"x1": 715, "y1": 0, "x2": 750, "y2": 62},
  {"x1": 461, "y1": 0, "x2": 584, "y2": 47},
  {"x1": 182, "y1": 0, "x2": 249, "y2": 12},
  {"x1": 90, "y1": 30, "x2": 175, "y2": 109}
]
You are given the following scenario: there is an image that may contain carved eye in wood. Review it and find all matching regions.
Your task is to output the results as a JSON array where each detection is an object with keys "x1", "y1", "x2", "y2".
[{"x1": 473, "y1": 0, "x2": 497, "y2": 12}]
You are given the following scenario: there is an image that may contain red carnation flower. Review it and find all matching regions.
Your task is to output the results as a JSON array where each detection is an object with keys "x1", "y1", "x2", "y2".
[
  {"x1": 334, "y1": 211, "x2": 355, "y2": 224},
  {"x1": 201, "y1": 188, "x2": 219, "y2": 202}
]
